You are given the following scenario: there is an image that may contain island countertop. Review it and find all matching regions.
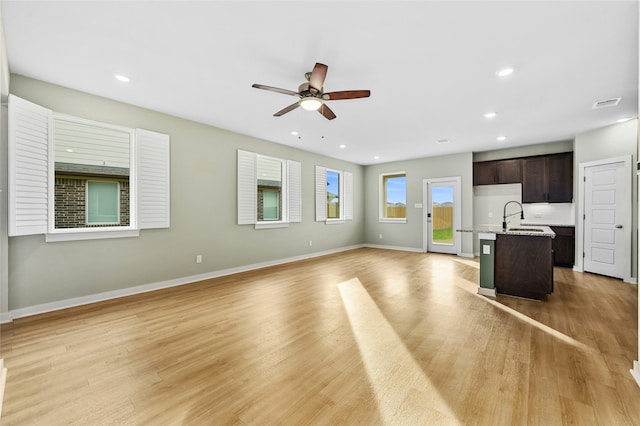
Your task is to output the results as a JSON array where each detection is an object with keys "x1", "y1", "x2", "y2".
[{"x1": 457, "y1": 225, "x2": 555, "y2": 238}]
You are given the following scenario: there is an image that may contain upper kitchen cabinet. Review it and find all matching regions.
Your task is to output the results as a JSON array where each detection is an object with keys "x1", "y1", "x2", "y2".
[
  {"x1": 473, "y1": 159, "x2": 521, "y2": 185},
  {"x1": 522, "y1": 152, "x2": 573, "y2": 203}
]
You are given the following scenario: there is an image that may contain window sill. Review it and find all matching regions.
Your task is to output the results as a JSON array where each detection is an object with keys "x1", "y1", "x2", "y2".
[
  {"x1": 255, "y1": 222, "x2": 289, "y2": 230},
  {"x1": 45, "y1": 229, "x2": 140, "y2": 242},
  {"x1": 325, "y1": 220, "x2": 346, "y2": 225},
  {"x1": 379, "y1": 218, "x2": 407, "y2": 224}
]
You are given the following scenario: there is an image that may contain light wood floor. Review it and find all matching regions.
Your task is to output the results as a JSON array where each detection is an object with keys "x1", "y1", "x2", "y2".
[{"x1": 1, "y1": 248, "x2": 639, "y2": 425}]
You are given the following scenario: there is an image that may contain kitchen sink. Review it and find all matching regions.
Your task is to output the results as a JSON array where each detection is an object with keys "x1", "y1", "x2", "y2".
[{"x1": 508, "y1": 227, "x2": 544, "y2": 232}]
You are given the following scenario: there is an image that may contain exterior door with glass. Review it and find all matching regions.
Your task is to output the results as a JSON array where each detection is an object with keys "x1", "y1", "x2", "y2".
[{"x1": 423, "y1": 177, "x2": 461, "y2": 255}]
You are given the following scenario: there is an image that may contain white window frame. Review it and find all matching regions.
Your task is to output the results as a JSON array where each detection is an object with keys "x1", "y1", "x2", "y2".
[
  {"x1": 8, "y1": 95, "x2": 171, "y2": 242},
  {"x1": 379, "y1": 171, "x2": 407, "y2": 224},
  {"x1": 315, "y1": 165, "x2": 353, "y2": 224},
  {"x1": 237, "y1": 149, "x2": 301, "y2": 229}
]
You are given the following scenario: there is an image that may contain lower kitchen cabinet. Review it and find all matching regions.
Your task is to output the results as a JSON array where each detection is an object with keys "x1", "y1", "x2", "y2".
[{"x1": 551, "y1": 226, "x2": 575, "y2": 267}]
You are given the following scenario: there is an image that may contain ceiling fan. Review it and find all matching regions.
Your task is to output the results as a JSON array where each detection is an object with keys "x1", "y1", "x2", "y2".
[{"x1": 252, "y1": 62, "x2": 371, "y2": 120}]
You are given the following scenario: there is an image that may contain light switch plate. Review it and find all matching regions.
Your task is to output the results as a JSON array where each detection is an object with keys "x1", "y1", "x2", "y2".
[{"x1": 483, "y1": 245, "x2": 491, "y2": 255}]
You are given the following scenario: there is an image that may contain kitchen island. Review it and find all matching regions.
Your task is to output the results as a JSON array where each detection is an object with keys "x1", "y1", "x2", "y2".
[{"x1": 459, "y1": 225, "x2": 555, "y2": 300}]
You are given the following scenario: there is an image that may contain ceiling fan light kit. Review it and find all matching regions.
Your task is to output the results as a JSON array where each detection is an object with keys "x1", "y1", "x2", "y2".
[
  {"x1": 252, "y1": 62, "x2": 371, "y2": 120},
  {"x1": 299, "y1": 97, "x2": 323, "y2": 111}
]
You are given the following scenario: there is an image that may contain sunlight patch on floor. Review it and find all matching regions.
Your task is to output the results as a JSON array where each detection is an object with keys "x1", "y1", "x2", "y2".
[
  {"x1": 338, "y1": 278, "x2": 459, "y2": 425},
  {"x1": 451, "y1": 257, "x2": 480, "y2": 269},
  {"x1": 457, "y1": 278, "x2": 593, "y2": 353}
]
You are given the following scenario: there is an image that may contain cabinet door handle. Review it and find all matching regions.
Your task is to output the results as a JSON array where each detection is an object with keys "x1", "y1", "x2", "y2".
[{"x1": 615, "y1": 224, "x2": 623, "y2": 229}]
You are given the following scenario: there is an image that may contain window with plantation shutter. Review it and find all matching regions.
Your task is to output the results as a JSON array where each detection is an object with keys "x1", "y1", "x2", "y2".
[
  {"x1": 8, "y1": 94, "x2": 171, "y2": 241},
  {"x1": 237, "y1": 149, "x2": 301, "y2": 227}
]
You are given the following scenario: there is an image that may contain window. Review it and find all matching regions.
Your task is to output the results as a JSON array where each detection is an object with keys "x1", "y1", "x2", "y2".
[
  {"x1": 54, "y1": 117, "x2": 131, "y2": 229},
  {"x1": 315, "y1": 166, "x2": 353, "y2": 222},
  {"x1": 86, "y1": 181, "x2": 120, "y2": 225},
  {"x1": 257, "y1": 156, "x2": 283, "y2": 222},
  {"x1": 380, "y1": 172, "x2": 407, "y2": 223},
  {"x1": 326, "y1": 169, "x2": 340, "y2": 219},
  {"x1": 237, "y1": 150, "x2": 301, "y2": 228},
  {"x1": 8, "y1": 95, "x2": 171, "y2": 241},
  {"x1": 260, "y1": 189, "x2": 280, "y2": 221}
]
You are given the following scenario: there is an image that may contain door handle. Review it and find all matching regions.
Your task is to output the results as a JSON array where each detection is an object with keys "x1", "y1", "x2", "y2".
[{"x1": 615, "y1": 224, "x2": 623, "y2": 229}]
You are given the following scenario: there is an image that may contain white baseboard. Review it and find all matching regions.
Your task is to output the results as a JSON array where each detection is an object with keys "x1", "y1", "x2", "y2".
[
  {"x1": 477, "y1": 287, "x2": 497, "y2": 297},
  {"x1": 0, "y1": 358, "x2": 6, "y2": 416},
  {"x1": 2, "y1": 244, "x2": 365, "y2": 323},
  {"x1": 632, "y1": 361, "x2": 640, "y2": 388},
  {"x1": 0, "y1": 312, "x2": 12, "y2": 324},
  {"x1": 363, "y1": 243, "x2": 424, "y2": 253},
  {"x1": 459, "y1": 252, "x2": 475, "y2": 259}
]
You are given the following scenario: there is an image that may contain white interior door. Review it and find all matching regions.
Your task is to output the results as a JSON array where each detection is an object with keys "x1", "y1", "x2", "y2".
[
  {"x1": 583, "y1": 160, "x2": 629, "y2": 279},
  {"x1": 423, "y1": 177, "x2": 461, "y2": 255}
]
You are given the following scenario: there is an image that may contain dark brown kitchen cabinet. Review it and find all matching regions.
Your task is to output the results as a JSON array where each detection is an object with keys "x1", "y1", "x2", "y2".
[
  {"x1": 473, "y1": 159, "x2": 521, "y2": 185},
  {"x1": 551, "y1": 226, "x2": 575, "y2": 267},
  {"x1": 495, "y1": 233, "x2": 554, "y2": 300},
  {"x1": 522, "y1": 152, "x2": 573, "y2": 203}
]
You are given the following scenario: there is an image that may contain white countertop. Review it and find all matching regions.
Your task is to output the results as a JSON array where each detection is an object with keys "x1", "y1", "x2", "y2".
[{"x1": 457, "y1": 225, "x2": 555, "y2": 238}]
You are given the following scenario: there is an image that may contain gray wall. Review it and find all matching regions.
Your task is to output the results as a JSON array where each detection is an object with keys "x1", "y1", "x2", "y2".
[
  {"x1": 7, "y1": 75, "x2": 365, "y2": 310},
  {"x1": 574, "y1": 119, "x2": 638, "y2": 279},
  {"x1": 363, "y1": 152, "x2": 474, "y2": 255}
]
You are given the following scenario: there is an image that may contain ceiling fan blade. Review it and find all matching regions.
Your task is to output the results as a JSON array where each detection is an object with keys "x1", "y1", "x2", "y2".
[
  {"x1": 252, "y1": 84, "x2": 299, "y2": 97},
  {"x1": 308, "y1": 63, "x2": 328, "y2": 93},
  {"x1": 318, "y1": 104, "x2": 336, "y2": 120},
  {"x1": 323, "y1": 90, "x2": 371, "y2": 100},
  {"x1": 274, "y1": 102, "x2": 300, "y2": 117}
]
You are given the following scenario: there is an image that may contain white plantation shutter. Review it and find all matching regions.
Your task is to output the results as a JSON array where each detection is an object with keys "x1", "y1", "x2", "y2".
[
  {"x1": 237, "y1": 150, "x2": 257, "y2": 224},
  {"x1": 136, "y1": 129, "x2": 171, "y2": 229},
  {"x1": 288, "y1": 160, "x2": 302, "y2": 223},
  {"x1": 8, "y1": 95, "x2": 51, "y2": 236},
  {"x1": 344, "y1": 171, "x2": 353, "y2": 220},
  {"x1": 315, "y1": 166, "x2": 327, "y2": 221}
]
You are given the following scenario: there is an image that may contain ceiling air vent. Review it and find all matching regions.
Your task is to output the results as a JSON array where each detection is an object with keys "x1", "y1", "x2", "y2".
[{"x1": 592, "y1": 97, "x2": 622, "y2": 109}]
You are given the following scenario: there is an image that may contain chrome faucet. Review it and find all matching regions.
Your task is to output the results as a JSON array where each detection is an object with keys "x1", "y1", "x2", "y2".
[{"x1": 502, "y1": 201, "x2": 524, "y2": 230}]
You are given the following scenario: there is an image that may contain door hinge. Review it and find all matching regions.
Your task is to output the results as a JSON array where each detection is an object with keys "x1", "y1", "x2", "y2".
[
  {"x1": 583, "y1": 214, "x2": 586, "y2": 220},
  {"x1": 583, "y1": 252, "x2": 586, "y2": 258},
  {"x1": 583, "y1": 176, "x2": 586, "y2": 182}
]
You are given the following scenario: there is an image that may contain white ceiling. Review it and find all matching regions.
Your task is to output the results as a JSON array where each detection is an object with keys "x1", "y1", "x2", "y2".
[{"x1": 1, "y1": 1, "x2": 638, "y2": 165}]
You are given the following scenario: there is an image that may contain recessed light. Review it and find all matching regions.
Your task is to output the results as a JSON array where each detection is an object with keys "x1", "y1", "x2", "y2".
[
  {"x1": 484, "y1": 112, "x2": 497, "y2": 119},
  {"x1": 496, "y1": 67, "x2": 514, "y2": 77},
  {"x1": 114, "y1": 74, "x2": 130, "y2": 83},
  {"x1": 339, "y1": 144, "x2": 347, "y2": 149},
  {"x1": 497, "y1": 135, "x2": 507, "y2": 141},
  {"x1": 290, "y1": 131, "x2": 299, "y2": 136},
  {"x1": 373, "y1": 155, "x2": 380, "y2": 160}
]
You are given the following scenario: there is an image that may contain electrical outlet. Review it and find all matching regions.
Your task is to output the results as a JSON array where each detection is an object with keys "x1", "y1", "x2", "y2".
[
  {"x1": 379, "y1": 234, "x2": 383, "y2": 239},
  {"x1": 488, "y1": 212, "x2": 493, "y2": 218},
  {"x1": 196, "y1": 255, "x2": 202, "y2": 264},
  {"x1": 309, "y1": 240, "x2": 313, "y2": 247}
]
